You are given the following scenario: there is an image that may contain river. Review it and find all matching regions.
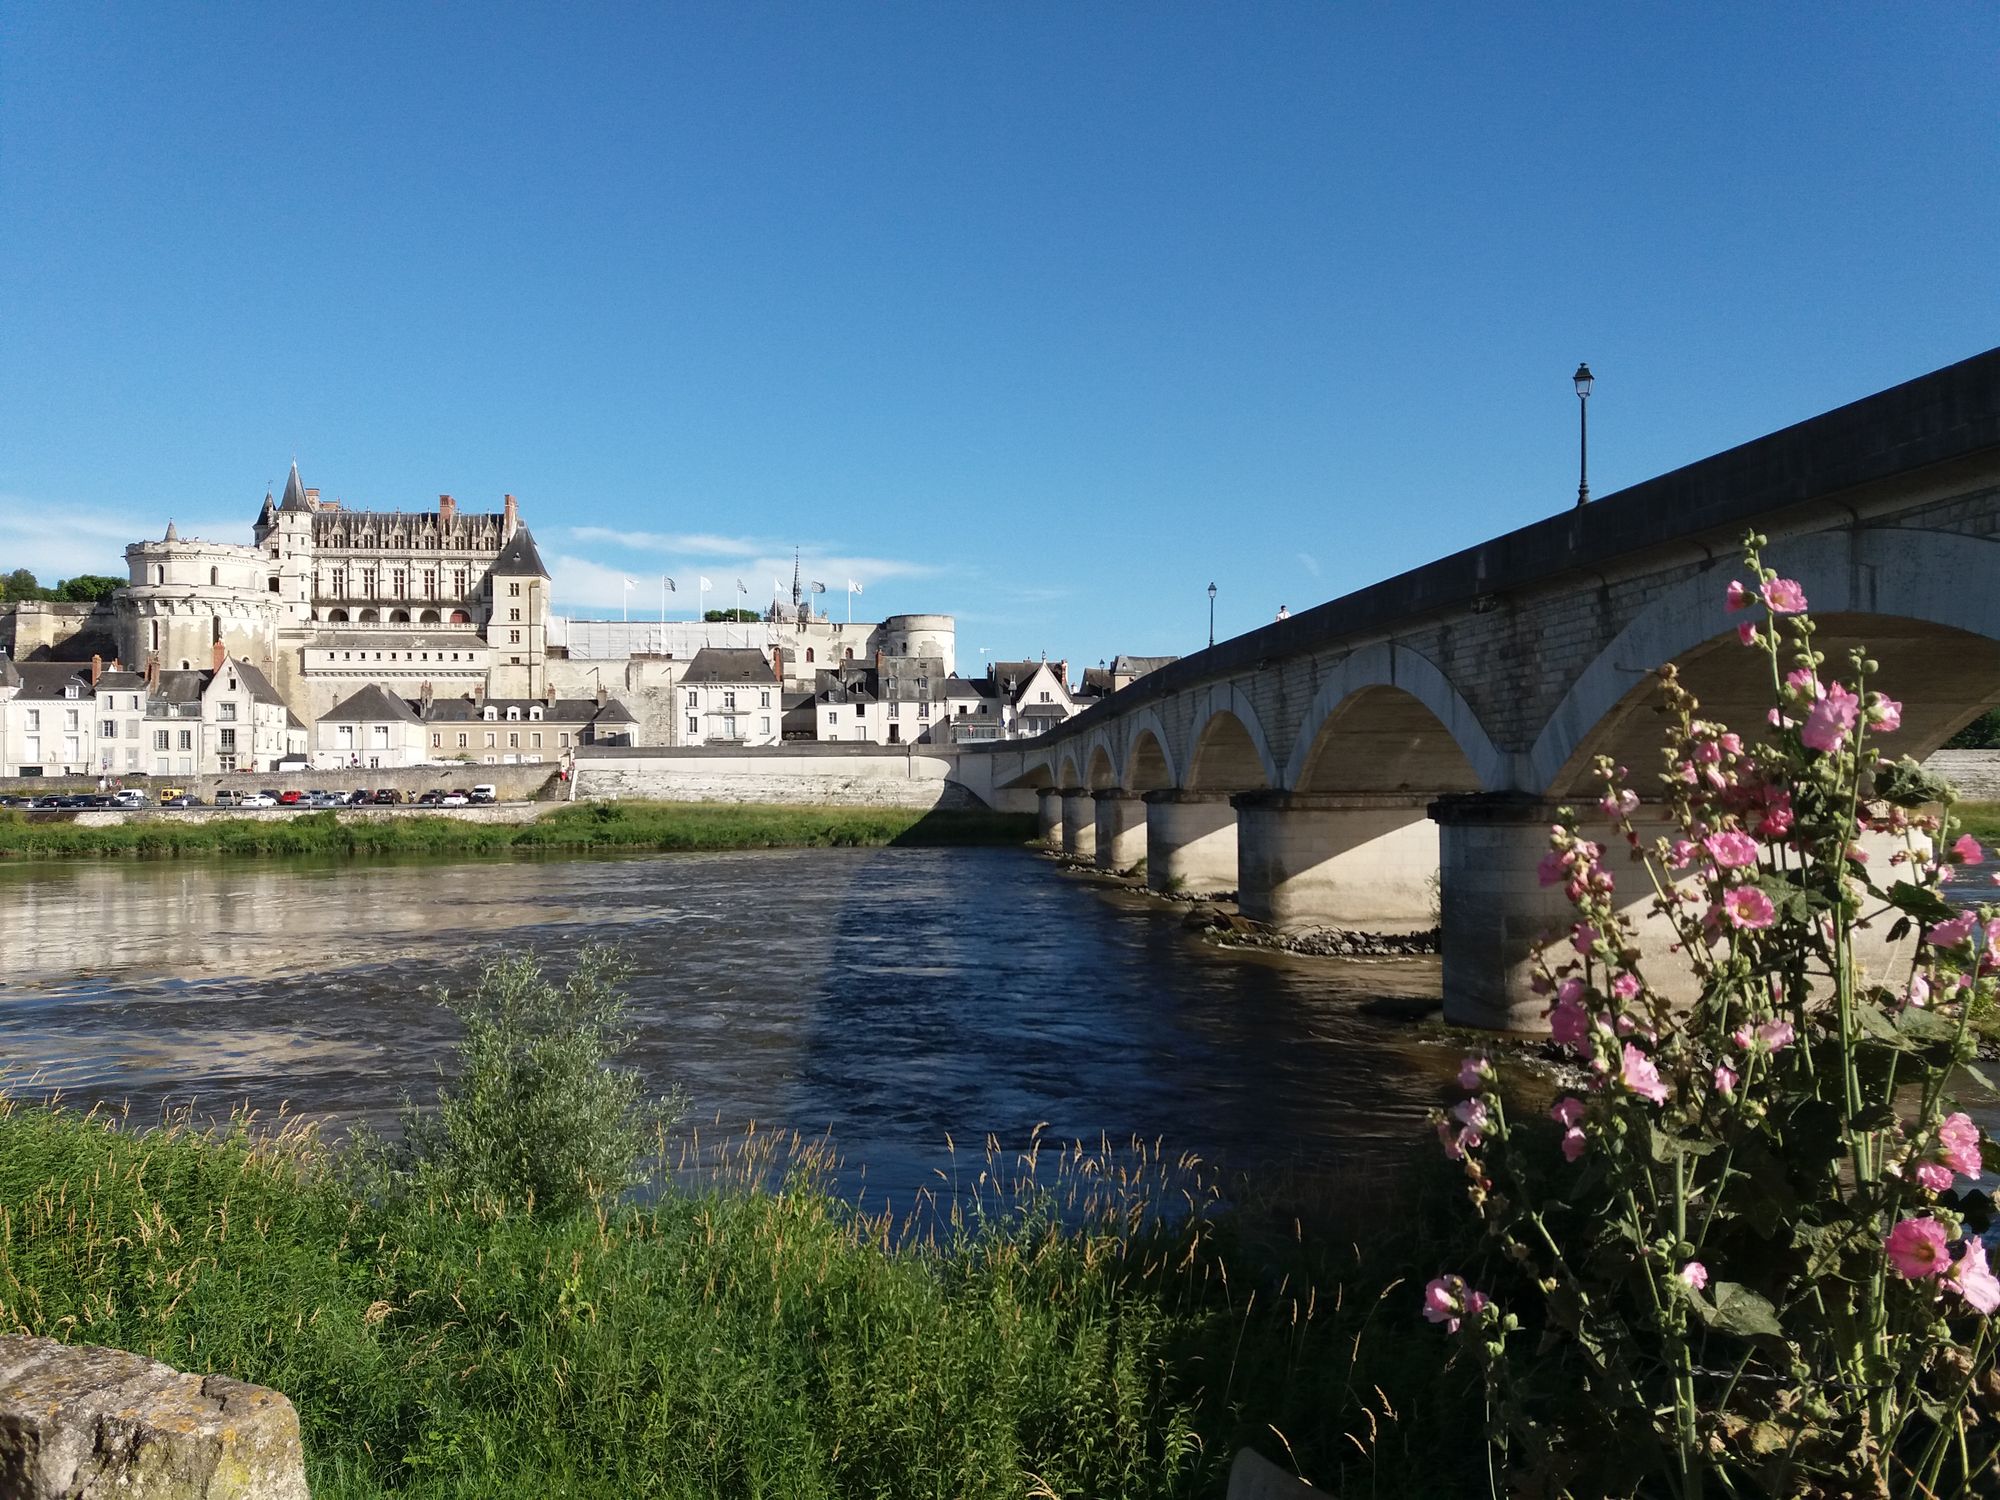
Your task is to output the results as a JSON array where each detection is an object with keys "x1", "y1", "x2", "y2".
[{"x1": 0, "y1": 847, "x2": 1460, "y2": 1209}]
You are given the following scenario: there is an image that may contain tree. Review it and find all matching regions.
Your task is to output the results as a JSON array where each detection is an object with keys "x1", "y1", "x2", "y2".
[
  {"x1": 1944, "y1": 707, "x2": 2000, "y2": 749},
  {"x1": 1, "y1": 568, "x2": 54, "y2": 602},
  {"x1": 55, "y1": 574, "x2": 125, "y2": 603},
  {"x1": 704, "y1": 608, "x2": 760, "y2": 623}
]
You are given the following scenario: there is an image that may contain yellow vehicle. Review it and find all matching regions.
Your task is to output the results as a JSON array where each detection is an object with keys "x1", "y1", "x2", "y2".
[{"x1": 156, "y1": 786, "x2": 188, "y2": 803}]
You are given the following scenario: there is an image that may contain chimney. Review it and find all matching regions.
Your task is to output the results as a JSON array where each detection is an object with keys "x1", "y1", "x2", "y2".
[
  {"x1": 420, "y1": 680, "x2": 434, "y2": 710},
  {"x1": 772, "y1": 646, "x2": 783, "y2": 681},
  {"x1": 502, "y1": 494, "x2": 519, "y2": 538},
  {"x1": 875, "y1": 649, "x2": 884, "y2": 669},
  {"x1": 595, "y1": 685, "x2": 608, "y2": 707},
  {"x1": 111, "y1": 658, "x2": 122, "y2": 672},
  {"x1": 472, "y1": 681, "x2": 484, "y2": 702},
  {"x1": 212, "y1": 640, "x2": 227, "y2": 671},
  {"x1": 304, "y1": 487, "x2": 320, "y2": 509},
  {"x1": 545, "y1": 681, "x2": 557, "y2": 705},
  {"x1": 144, "y1": 655, "x2": 159, "y2": 690},
  {"x1": 90, "y1": 653, "x2": 102, "y2": 685},
  {"x1": 439, "y1": 494, "x2": 457, "y2": 523}
]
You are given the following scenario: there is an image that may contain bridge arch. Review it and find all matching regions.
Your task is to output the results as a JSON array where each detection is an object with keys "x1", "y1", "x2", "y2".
[
  {"x1": 1119, "y1": 708, "x2": 1180, "y2": 791},
  {"x1": 1084, "y1": 743, "x2": 1117, "y2": 790},
  {"x1": 1282, "y1": 642, "x2": 1507, "y2": 793},
  {"x1": 1529, "y1": 528, "x2": 2000, "y2": 795},
  {"x1": 1184, "y1": 685, "x2": 1279, "y2": 791},
  {"x1": 1056, "y1": 750, "x2": 1084, "y2": 788}
]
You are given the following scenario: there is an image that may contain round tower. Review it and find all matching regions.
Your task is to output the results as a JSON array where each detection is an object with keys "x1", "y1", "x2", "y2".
[
  {"x1": 881, "y1": 613, "x2": 956, "y2": 676},
  {"x1": 120, "y1": 522, "x2": 283, "y2": 672}
]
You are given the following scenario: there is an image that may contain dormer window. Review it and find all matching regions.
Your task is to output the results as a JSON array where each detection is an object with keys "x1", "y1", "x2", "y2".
[
  {"x1": 529, "y1": 706, "x2": 543, "y2": 721},
  {"x1": 506, "y1": 706, "x2": 521, "y2": 721},
  {"x1": 483, "y1": 706, "x2": 498, "y2": 721},
  {"x1": 63, "y1": 684, "x2": 79, "y2": 699}
]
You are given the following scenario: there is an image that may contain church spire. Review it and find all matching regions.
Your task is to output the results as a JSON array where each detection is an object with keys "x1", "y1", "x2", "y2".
[
  {"x1": 790, "y1": 548, "x2": 802, "y2": 609},
  {"x1": 278, "y1": 461, "x2": 310, "y2": 512}
]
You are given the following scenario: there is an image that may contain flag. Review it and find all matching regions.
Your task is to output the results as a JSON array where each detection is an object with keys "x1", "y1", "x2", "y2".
[
  {"x1": 698, "y1": 576, "x2": 712, "y2": 590},
  {"x1": 811, "y1": 580, "x2": 826, "y2": 594},
  {"x1": 735, "y1": 578, "x2": 747, "y2": 593},
  {"x1": 847, "y1": 580, "x2": 863, "y2": 595},
  {"x1": 663, "y1": 576, "x2": 676, "y2": 592},
  {"x1": 622, "y1": 577, "x2": 636, "y2": 589}
]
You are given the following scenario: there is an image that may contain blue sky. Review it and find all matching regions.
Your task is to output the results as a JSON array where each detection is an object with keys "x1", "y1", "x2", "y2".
[{"x1": 3, "y1": 5, "x2": 1993, "y2": 669}]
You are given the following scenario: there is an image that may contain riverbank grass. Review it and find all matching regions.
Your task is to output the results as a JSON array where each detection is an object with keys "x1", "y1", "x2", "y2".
[{"x1": 0, "y1": 800, "x2": 1034, "y2": 860}]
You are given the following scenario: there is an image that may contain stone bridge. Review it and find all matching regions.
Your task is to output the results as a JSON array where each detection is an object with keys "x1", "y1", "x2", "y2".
[{"x1": 955, "y1": 349, "x2": 2000, "y2": 1029}]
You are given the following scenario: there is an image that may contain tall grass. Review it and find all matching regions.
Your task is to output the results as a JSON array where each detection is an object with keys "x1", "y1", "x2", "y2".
[
  {"x1": 0, "y1": 1102, "x2": 1479, "y2": 1498},
  {"x1": 0, "y1": 801, "x2": 1035, "y2": 861}
]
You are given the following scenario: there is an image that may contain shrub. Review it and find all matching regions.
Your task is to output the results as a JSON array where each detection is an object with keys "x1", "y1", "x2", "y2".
[
  {"x1": 1428, "y1": 534, "x2": 2000, "y2": 1497},
  {"x1": 353, "y1": 948, "x2": 680, "y2": 1217}
]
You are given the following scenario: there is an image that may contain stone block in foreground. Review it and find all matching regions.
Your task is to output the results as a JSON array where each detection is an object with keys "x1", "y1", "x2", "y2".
[
  {"x1": 1228, "y1": 1447, "x2": 1322, "y2": 1497},
  {"x1": 0, "y1": 1335, "x2": 308, "y2": 1499}
]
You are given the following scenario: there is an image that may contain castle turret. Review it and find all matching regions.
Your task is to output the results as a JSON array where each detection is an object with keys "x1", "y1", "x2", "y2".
[{"x1": 484, "y1": 522, "x2": 549, "y2": 697}]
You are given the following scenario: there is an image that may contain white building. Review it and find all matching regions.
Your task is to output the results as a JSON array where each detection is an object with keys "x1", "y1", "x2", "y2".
[
  {"x1": 678, "y1": 649, "x2": 782, "y2": 746},
  {"x1": 314, "y1": 685, "x2": 429, "y2": 770}
]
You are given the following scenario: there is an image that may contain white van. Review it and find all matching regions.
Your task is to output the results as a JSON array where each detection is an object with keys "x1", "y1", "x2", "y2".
[{"x1": 469, "y1": 783, "x2": 498, "y2": 805}]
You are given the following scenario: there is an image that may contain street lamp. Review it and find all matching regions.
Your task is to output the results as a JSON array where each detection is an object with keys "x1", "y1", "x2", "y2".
[
  {"x1": 1573, "y1": 362, "x2": 1594, "y2": 507},
  {"x1": 1207, "y1": 582, "x2": 1217, "y2": 648}
]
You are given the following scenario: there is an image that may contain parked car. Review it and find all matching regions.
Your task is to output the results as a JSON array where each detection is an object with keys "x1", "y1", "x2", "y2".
[
  {"x1": 277, "y1": 790, "x2": 304, "y2": 806},
  {"x1": 346, "y1": 789, "x2": 371, "y2": 805},
  {"x1": 240, "y1": 793, "x2": 277, "y2": 809},
  {"x1": 415, "y1": 789, "x2": 447, "y2": 805},
  {"x1": 213, "y1": 787, "x2": 244, "y2": 807},
  {"x1": 372, "y1": 788, "x2": 402, "y2": 805},
  {"x1": 302, "y1": 791, "x2": 343, "y2": 808},
  {"x1": 162, "y1": 794, "x2": 203, "y2": 808},
  {"x1": 468, "y1": 784, "x2": 498, "y2": 805},
  {"x1": 111, "y1": 790, "x2": 148, "y2": 808},
  {"x1": 156, "y1": 786, "x2": 188, "y2": 804},
  {"x1": 439, "y1": 790, "x2": 470, "y2": 807}
]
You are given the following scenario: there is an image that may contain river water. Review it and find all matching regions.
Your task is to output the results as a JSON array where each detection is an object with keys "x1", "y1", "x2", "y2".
[{"x1": 0, "y1": 848, "x2": 1459, "y2": 1209}]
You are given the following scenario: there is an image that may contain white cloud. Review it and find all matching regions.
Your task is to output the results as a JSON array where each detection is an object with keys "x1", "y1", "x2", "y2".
[
  {"x1": 567, "y1": 526, "x2": 766, "y2": 558},
  {"x1": 0, "y1": 499, "x2": 243, "y2": 585},
  {"x1": 1297, "y1": 551, "x2": 1321, "y2": 577},
  {"x1": 548, "y1": 554, "x2": 653, "y2": 613}
]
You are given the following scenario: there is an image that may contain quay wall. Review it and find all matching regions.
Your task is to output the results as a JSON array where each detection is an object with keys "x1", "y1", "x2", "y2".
[
  {"x1": 1, "y1": 763, "x2": 560, "y2": 803},
  {"x1": 575, "y1": 746, "x2": 986, "y2": 809}
]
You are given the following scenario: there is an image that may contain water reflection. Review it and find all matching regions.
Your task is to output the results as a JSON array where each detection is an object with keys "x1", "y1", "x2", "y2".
[{"x1": 0, "y1": 849, "x2": 1461, "y2": 1205}]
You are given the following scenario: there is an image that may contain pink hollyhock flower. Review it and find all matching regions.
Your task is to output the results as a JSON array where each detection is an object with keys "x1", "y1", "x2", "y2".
[
  {"x1": 1436, "y1": 1120, "x2": 1469, "y2": 1160},
  {"x1": 1679, "y1": 1261, "x2": 1709, "y2": 1291},
  {"x1": 1954, "y1": 834, "x2": 1986, "y2": 867},
  {"x1": 1719, "y1": 733, "x2": 1743, "y2": 754},
  {"x1": 1723, "y1": 887, "x2": 1777, "y2": 930},
  {"x1": 1457, "y1": 1056, "x2": 1491, "y2": 1091},
  {"x1": 1725, "y1": 579, "x2": 1751, "y2": 613},
  {"x1": 1801, "y1": 682, "x2": 1860, "y2": 754},
  {"x1": 1755, "y1": 1019, "x2": 1795, "y2": 1053},
  {"x1": 1550, "y1": 1096, "x2": 1585, "y2": 1128},
  {"x1": 1610, "y1": 972, "x2": 1641, "y2": 1002},
  {"x1": 1598, "y1": 788, "x2": 1639, "y2": 819},
  {"x1": 1571, "y1": 923, "x2": 1600, "y2": 956},
  {"x1": 1915, "y1": 1160, "x2": 1955, "y2": 1193},
  {"x1": 1885, "y1": 1217, "x2": 1952, "y2": 1280},
  {"x1": 1668, "y1": 839, "x2": 1697, "y2": 869},
  {"x1": 1536, "y1": 850, "x2": 1567, "y2": 887},
  {"x1": 1756, "y1": 794, "x2": 1794, "y2": 840},
  {"x1": 1549, "y1": 998, "x2": 1589, "y2": 1049},
  {"x1": 1951, "y1": 1241, "x2": 2000, "y2": 1315},
  {"x1": 1713, "y1": 1062, "x2": 1738, "y2": 1096},
  {"x1": 1704, "y1": 830, "x2": 1760, "y2": 869},
  {"x1": 1785, "y1": 667, "x2": 1820, "y2": 697},
  {"x1": 1560, "y1": 1128, "x2": 1587, "y2": 1162},
  {"x1": 1905, "y1": 973, "x2": 1931, "y2": 1009},
  {"x1": 1737, "y1": 622, "x2": 1759, "y2": 646},
  {"x1": 1927, "y1": 912, "x2": 1979, "y2": 949},
  {"x1": 1422, "y1": 1275, "x2": 1489, "y2": 1333},
  {"x1": 1762, "y1": 578, "x2": 1808, "y2": 613},
  {"x1": 1450, "y1": 1098, "x2": 1490, "y2": 1133},
  {"x1": 1869, "y1": 695, "x2": 1902, "y2": 732},
  {"x1": 1939, "y1": 1113, "x2": 1982, "y2": 1178},
  {"x1": 1620, "y1": 1043, "x2": 1668, "y2": 1104},
  {"x1": 1557, "y1": 976, "x2": 1585, "y2": 1005}
]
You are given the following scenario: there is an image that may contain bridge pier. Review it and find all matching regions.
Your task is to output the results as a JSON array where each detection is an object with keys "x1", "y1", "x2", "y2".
[
  {"x1": 1059, "y1": 788, "x2": 1096, "y2": 860},
  {"x1": 1233, "y1": 792, "x2": 1438, "y2": 934},
  {"x1": 1093, "y1": 789, "x2": 1147, "y2": 871},
  {"x1": 1035, "y1": 787, "x2": 1062, "y2": 845},
  {"x1": 1144, "y1": 791, "x2": 1238, "y2": 897},
  {"x1": 1431, "y1": 794, "x2": 1579, "y2": 1030}
]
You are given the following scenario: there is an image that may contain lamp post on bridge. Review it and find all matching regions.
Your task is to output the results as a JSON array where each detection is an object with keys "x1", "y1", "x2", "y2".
[
  {"x1": 1207, "y1": 581, "x2": 1217, "y2": 649},
  {"x1": 1573, "y1": 362, "x2": 1594, "y2": 507}
]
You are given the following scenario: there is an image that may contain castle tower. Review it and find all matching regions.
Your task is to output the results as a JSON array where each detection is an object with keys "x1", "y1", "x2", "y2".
[
  {"x1": 120, "y1": 521, "x2": 282, "y2": 674},
  {"x1": 484, "y1": 523, "x2": 550, "y2": 697},
  {"x1": 266, "y1": 463, "x2": 317, "y2": 626}
]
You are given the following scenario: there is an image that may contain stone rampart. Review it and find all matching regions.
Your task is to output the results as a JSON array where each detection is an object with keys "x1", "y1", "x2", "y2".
[
  {"x1": 0, "y1": 1335, "x2": 309, "y2": 1499},
  {"x1": 577, "y1": 746, "x2": 983, "y2": 808},
  {"x1": 1922, "y1": 749, "x2": 2000, "y2": 801}
]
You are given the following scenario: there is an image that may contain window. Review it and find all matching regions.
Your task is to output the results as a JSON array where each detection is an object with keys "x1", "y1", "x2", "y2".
[
  {"x1": 529, "y1": 705, "x2": 542, "y2": 721},
  {"x1": 457, "y1": 733, "x2": 469, "y2": 748},
  {"x1": 64, "y1": 709, "x2": 79, "y2": 731},
  {"x1": 508, "y1": 732, "x2": 519, "y2": 748},
  {"x1": 483, "y1": 706, "x2": 497, "y2": 721},
  {"x1": 1040, "y1": 691, "x2": 1051, "y2": 702},
  {"x1": 722, "y1": 715, "x2": 737, "y2": 739},
  {"x1": 217, "y1": 701, "x2": 236, "y2": 721},
  {"x1": 269, "y1": 577, "x2": 280, "y2": 592},
  {"x1": 362, "y1": 568, "x2": 377, "y2": 595},
  {"x1": 154, "y1": 730, "x2": 169, "y2": 751},
  {"x1": 432, "y1": 733, "x2": 443, "y2": 748},
  {"x1": 507, "y1": 706, "x2": 521, "y2": 721},
  {"x1": 452, "y1": 569, "x2": 467, "y2": 596},
  {"x1": 125, "y1": 720, "x2": 139, "y2": 739},
  {"x1": 24, "y1": 710, "x2": 37, "y2": 731},
  {"x1": 919, "y1": 701, "x2": 932, "y2": 719},
  {"x1": 509, "y1": 608, "x2": 520, "y2": 622},
  {"x1": 371, "y1": 726, "x2": 389, "y2": 750},
  {"x1": 760, "y1": 691, "x2": 770, "y2": 708},
  {"x1": 508, "y1": 583, "x2": 521, "y2": 598},
  {"x1": 392, "y1": 569, "x2": 406, "y2": 595},
  {"x1": 509, "y1": 630, "x2": 521, "y2": 644},
  {"x1": 100, "y1": 719, "x2": 116, "y2": 738},
  {"x1": 209, "y1": 566, "x2": 219, "y2": 586},
  {"x1": 333, "y1": 568, "x2": 346, "y2": 596},
  {"x1": 531, "y1": 732, "x2": 542, "y2": 748},
  {"x1": 686, "y1": 716, "x2": 698, "y2": 737},
  {"x1": 760, "y1": 717, "x2": 771, "y2": 737},
  {"x1": 484, "y1": 732, "x2": 496, "y2": 747},
  {"x1": 64, "y1": 685, "x2": 79, "y2": 700},
  {"x1": 177, "y1": 730, "x2": 194, "y2": 751},
  {"x1": 806, "y1": 648, "x2": 815, "y2": 662},
  {"x1": 827, "y1": 711, "x2": 837, "y2": 725},
  {"x1": 423, "y1": 570, "x2": 437, "y2": 599},
  {"x1": 219, "y1": 728, "x2": 236, "y2": 750},
  {"x1": 560, "y1": 732, "x2": 571, "y2": 747},
  {"x1": 888, "y1": 703, "x2": 900, "y2": 719},
  {"x1": 22, "y1": 736, "x2": 37, "y2": 762},
  {"x1": 722, "y1": 691, "x2": 736, "y2": 710},
  {"x1": 686, "y1": 690, "x2": 697, "y2": 707}
]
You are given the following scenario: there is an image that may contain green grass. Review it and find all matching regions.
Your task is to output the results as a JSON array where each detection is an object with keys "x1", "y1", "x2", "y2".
[
  {"x1": 0, "y1": 1102, "x2": 1478, "y2": 1498},
  {"x1": 0, "y1": 801, "x2": 1035, "y2": 861},
  {"x1": 1954, "y1": 800, "x2": 2000, "y2": 846}
]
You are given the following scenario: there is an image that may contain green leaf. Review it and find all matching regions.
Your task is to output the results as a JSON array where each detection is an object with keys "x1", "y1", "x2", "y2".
[
  {"x1": 1874, "y1": 756, "x2": 1955, "y2": 808},
  {"x1": 1896, "y1": 1007, "x2": 1960, "y2": 1044},
  {"x1": 1884, "y1": 880, "x2": 1956, "y2": 927},
  {"x1": 1853, "y1": 1002, "x2": 1911, "y2": 1049},
  {"x1": 1640, "y1": 1119, "x2": 1716, "y2": 1164},
  {"x1": 1981, "y1": 1139, "x2": 2000, "y2": 1176},
  {"x1": 1697, "y1": 1281, "x2": 1785, "y2": 1339}
]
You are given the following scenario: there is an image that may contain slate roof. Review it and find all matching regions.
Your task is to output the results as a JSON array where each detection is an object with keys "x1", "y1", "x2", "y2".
[
  {"x1": 419, "y1": 696, "x2": 634, "y2": 725},
  {"x1": 95, "y1": 671, "x2": 147, "y2": 692},
  {"x1": 279, "y1": 462, "x2": 311, "y2": 513},
  {"x1": 10, "y1": 662, "x2": 95, "y2": 699},
  {"x1": 490, "y1": 527, "x2": 549, "y2": 579},
  {"x1": 322, "y1": 684, "x2": 424, "y2": 725},
  {"x1": 1113, "y1": 654, "x2": 1179, "y2": 677},
  {"x1": 684, "y1": 647, "x2": 774, "y2": 684},
  {"x1": 0, "y1": 655, "x2": 21, "y2": 690},
  {"x1": 1079, "y1": 667, "x2": 1114, "y2": 696},
  {"x1": 815, "y1": 667, "x2": 876, "y2": 704},
  {"x1": 942, "y1": 675, "x2": 997, "y2": 699},
  {"x1": 227, "y1": 660, "x2": 286, "y2": 706}
]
